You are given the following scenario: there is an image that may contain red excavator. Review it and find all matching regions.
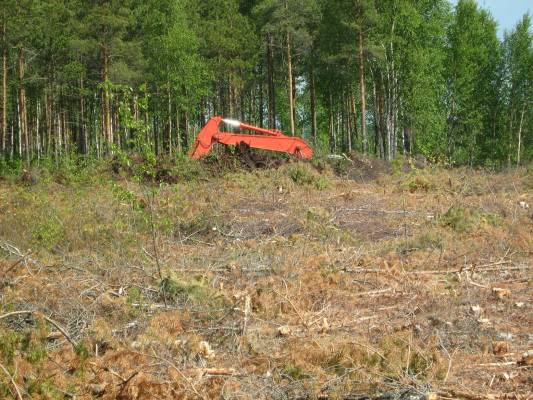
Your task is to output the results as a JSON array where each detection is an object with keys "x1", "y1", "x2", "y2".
[{"x1": 189, "y1": 116, "x2": 313, "y2": 160}]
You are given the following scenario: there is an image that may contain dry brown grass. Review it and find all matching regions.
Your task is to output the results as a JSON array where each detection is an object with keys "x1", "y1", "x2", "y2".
[{"x1": 0, "y1": 164, "x2": 531, "y2": 399}]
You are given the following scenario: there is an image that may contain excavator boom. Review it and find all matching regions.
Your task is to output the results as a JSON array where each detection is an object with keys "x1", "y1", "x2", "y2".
[{"x1": 189, "y1": 116, "x2": 313, "y2": 160}]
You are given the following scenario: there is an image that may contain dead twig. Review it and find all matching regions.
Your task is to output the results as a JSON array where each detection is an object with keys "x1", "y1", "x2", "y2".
[
  {"x1": 275, "y1": 286, "x2": 309, "y2": 329},
  {"x1": 412, "y1": 262, "x2": 527, "y2": 275},
  {"x1": 3, "y1": 256, "x2": 26, "y2": 275},
  {"x1": 134, "y1": 350, "x2": 207, "y2": 400}
]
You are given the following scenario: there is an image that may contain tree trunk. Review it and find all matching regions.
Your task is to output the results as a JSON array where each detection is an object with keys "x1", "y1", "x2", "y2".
[
  {"x1": 229, "y1": 78, "x2": 235, "y2": 117},
  {"x1": 350, "y1": 90, "x2": 358, "y2": 146},
  {"x1": 328, "y1": 93, "x2": 335, "y2": 152},
  {"x1": 372, "y1": 79, "x2": 380, "y2": 157},
  {"x1": 310, "y1": 65, "x2": 317, "y2": 145},
  {"x1": 345, "y1": 93, "x2": 352, "y2": 152},
  {"x1": 176, "y1": 106, "x2": 181, "y2": 153},
  {"x1": 79, "y1": 75, "x2": 87, "y2": 154},
  {"x1": 517, "y1": 104, "x2": 525, "y2": 167},
  {"x1": 36, "y1": 100, "x2": 41, "y2": 160},
  {"x1": 403, "y1": 124, "x2": 411, "y2": 154},
  {"x1": 44, "y1": 88, "x2": 51, "y2": 155},
  {"x1": 16, "y1": 92, "x2": 21, "y2": 157},
  {"x1": 386, "y1": 67, "x2": 393, "y2": 161},
  {"x1": 62, "y1": 109, "x2": 68, "y2": 155},
  {"x1": 1, "y1": 22, "x2": 6, "y2": 154},
  {"x1": 391, "y1": 70, "x2": 398, "y2": 158},
  {"x1": 56, "y1": 111, "x2": 62, "y2": 158},
  {"x1": 183, "y1": 110, "x2": 189, "y2": 150},
  {"x1": 167, "y1": 85, "x2": 172, "y2": 155},
  {"x1": 377, "y1": 70, "x2": 387, "y2": 158},
  {"x1": 267, "y1": 35, "x2": 276, "y2": 129},
  {"x1": 358, "y1": 28, "x2": 367, "y2": 153},
  {"x1": 199, "y1": 97, "x2": 206, "y2": 126},
  {"x1": 287, "y1": 31, "x2": 295, "y2": 136},
  {"x1": 258, "y1": 64, "x2": 264, "y2": 128},
  {"x1": 101, "y1": 45, "x2": 112, "y2": 151},
  {"x1": 18, "y1": 48, "x2": 29, "y2": 164},
  {"x1": 389, "y1": 20, "x2": 397, "y2": 159}
]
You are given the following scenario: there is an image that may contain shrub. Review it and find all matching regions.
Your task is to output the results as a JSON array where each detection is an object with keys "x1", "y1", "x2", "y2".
[
  {"x1": 283, "y1": 162, "x2": 329, "y2": 189},
  {"x1": 439, "y1": 205, "x2": 502, "y2": 232},
  {"x1": 282, "y1": 363, "x2": 307, "y2": 380},
  {"x1": 160, "y1": 275, "x2": 215, "y2": 305},
  {"x1": 407, "y1": 176, "x2": 435, "y2": 192},
  {"x1": 331, "y1": 158, "x2": 351, "y2": 176},
  {"x1": 32, "y1": 215, "x2": 65, "y2": 249},
  {"x1": 397, "y1": 232, "x2": 443, "y2": 254},
  {"x1": 288, "y1": 163, "x2": 316, "y2": 185},
  {"x1": 390, "y1": 155, "x2": 409, "y2": 174}
]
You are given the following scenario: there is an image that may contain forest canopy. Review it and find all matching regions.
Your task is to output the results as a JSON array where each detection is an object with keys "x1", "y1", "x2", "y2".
[{"x1": 0, "y1": 0, "x2": 531, "y2": 167}]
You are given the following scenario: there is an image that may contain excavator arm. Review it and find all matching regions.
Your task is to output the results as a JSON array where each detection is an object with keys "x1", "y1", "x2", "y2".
[{"x1": 189, "y1": 116, "x2": 313, "y2": 159}]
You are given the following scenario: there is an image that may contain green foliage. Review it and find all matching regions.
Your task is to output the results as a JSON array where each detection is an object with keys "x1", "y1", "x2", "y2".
[
  {"x1": 315, "y1": 176, "x2": 329, "y2": 190},
  {"x1": 439, "y1": 205, "x2": 502, "y2": 232},
  {"x1": 74, "y1": 344, "x2": 90, "y2": 361},
  {"x1": 330, "y1": 158, "x2": 352, "y2": 177},
  {"x1": 126, "y1": 287, "x2": 146, "y2": 306},
  {"x1": 0, "y1": 0, "x2": 531, "y2": 168},
  {"x1": 446, "y1": 0, "x2": 502, "y2": 164},
  {"x1": 21, "y1": 334, "x2": 46, "y2": 364},
  {"x1": 1, "y1": 329, "x2": 46, "y2": 365},
  {"x1": 0, "y1": 331, "x2": 23, "y2": 364},
  {"x1": 282, "y1": 363, "x2": 307, "y2": 380},
  {"x1": 159, "y1": 275, "x2": 217, "y2": 304},
  {"x1": 405, "y1": 176, "x2": 435, "y2": 192},
  {"x1": 171, "y1": 154, "x2": 205, "y2": 182},
  {"x1": 390, "y1": 156, "x2": 408, "y2": 175},
  {"x1": 31, "y1": 214, "x2": 65, "y2": 249},
  {"x1": 397, "y1": 232, "x2": 443, "y2": 255},
  {"x1": 285, "y1": 163, "x2": 327, "y2": 189},
  {"x1": 26, "y1": 378, "x2": 65, "y2": 399},
  {"x1": 111, "y1": 183, "x2": 145, "y2": 211}
]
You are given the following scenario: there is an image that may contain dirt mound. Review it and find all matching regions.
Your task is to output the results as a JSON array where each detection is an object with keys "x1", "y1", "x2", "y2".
[
  {"x1": 20, "y1": 168, "x2": 39, "y2": 185},
  {"x1": 235, "y1": 142, "x2": 287, "y2": 169},
  {"x1": 331, "y1": 152, "x2": 391, "y2": 182}
]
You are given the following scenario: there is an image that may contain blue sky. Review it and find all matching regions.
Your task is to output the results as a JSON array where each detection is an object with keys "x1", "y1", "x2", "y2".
[{"x1": 450, "y1": 0, "x2": 532, "y2": 37}]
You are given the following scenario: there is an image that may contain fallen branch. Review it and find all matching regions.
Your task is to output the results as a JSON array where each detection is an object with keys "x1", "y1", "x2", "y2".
[
  {"x1": 477, "y1": 361, "x2": 517, "y2": 367},
  {"x1": 436, "y1": 388, "x2": 520, "y2": 400},
  {"x1": 134, "y1": 350, "x2": 207, "y2": 400},
  {"x1": 352, "y1": 287, "x2": 393, "y2": 297},
  {"x1": 0, "y1": 362, "x2": 23, "y2": 400},
  {"x1": 0, "y1": 310, "x2": 77, "y2": 350},
  {"x1": 411, "y1": 263, "x2": 528, "y2": 275},
  {"x1": 3, "y1": 257, "x2": 25, "y2": 275},
  {"x1": 201, "y1": 368, "x2": 237, "y2": 376},
  {"x1": 118, "y1": 371, "x2": 139, "y2": 394}
]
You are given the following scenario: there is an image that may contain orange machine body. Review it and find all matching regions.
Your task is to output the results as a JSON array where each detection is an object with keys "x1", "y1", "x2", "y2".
[{"x1": 189, "y1": 116, "x2": 313, "y2": 159}]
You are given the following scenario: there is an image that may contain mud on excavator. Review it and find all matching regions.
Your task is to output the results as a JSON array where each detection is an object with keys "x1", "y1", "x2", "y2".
[{"x1": 189, "y1": 116, "x2": 314, "y2": 163}]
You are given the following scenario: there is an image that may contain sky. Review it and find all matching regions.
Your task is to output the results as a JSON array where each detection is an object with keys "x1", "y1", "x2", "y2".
[{"x1": 450, "y1": 0, "x2": 532, "y2": 37}]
